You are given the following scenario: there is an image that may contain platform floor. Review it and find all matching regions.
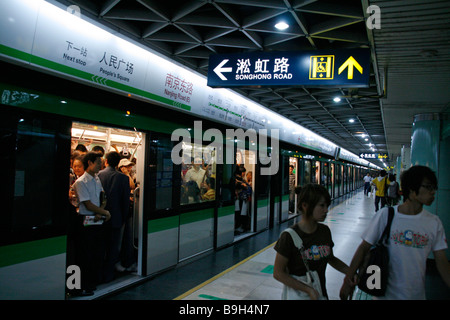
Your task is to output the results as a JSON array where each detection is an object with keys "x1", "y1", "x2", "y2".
[{"x1": 106, "y1": 189, "x2": 450, "y2": 300}]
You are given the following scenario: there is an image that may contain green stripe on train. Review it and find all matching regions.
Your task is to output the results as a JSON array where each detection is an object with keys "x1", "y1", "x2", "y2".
[
  {"x1": 0, "y1": 236, "x2": 66, "y2": 268},
  {"x1": 0, "y1": 44, "x2": 191, "y2": 111},
  {"x1": 148, "y1": 205, "x2": 235, "y2": 234}
]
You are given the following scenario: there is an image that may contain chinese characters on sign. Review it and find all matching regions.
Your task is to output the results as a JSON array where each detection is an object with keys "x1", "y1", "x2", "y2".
[
  {"x1": 99, "y1": 51, "x2": 134, "y2": 74},
  {"x1": 1, "y1": 90, "x2": 39, "y2": 106},
  {"x1": 63, "y1": 40, "x2": 88, "y2": 66},
  {"x1": 62, "y1": 41, "x2": 135, "y2": 84},
  {"x1": 164, "y1": 73, "x2": 194, "y2": 104},
  {"x1": 234, "y1": 57, "x2": 292, "y2": 80},
  {"x1": 99, "y1": 51, "x2": 134, "y2": 82},
  {"x1": 208, "y1": 49, "x2": 370, "y2": 88},
  {"x1": 359, "y1": 153, "x2": 388, "y2": 160}
]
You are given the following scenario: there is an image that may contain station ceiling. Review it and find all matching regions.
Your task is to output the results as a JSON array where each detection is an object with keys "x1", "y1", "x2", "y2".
[{"x1": 53, "y1": 0, "x2": 450, "y2": 168}]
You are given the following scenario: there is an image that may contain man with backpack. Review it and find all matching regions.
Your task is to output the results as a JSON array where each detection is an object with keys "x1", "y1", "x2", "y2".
[{"x1": 340, "y1": 165, "x2": 449, "y2": 299}]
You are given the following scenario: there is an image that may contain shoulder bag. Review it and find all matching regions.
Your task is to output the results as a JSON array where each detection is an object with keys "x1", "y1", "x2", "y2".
[
  {"x1": 358, "y1": 206, "x2": 394, "y2": 296},
  {"x1": 281, "y1": 228, "x2": 325, "y2": 300}
]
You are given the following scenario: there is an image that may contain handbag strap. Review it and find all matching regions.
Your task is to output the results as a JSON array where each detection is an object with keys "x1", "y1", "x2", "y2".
[
  {"x1": 379, "y1": 206, "x2": 395, "y2": 245},
  {"x1": 283, "y1": 228, "x2": 312, "y2": 273}
]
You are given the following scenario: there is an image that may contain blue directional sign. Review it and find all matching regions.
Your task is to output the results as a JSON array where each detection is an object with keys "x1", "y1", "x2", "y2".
[{"x1": 207, "y1": 49, "x2": 370, "y2": 88}]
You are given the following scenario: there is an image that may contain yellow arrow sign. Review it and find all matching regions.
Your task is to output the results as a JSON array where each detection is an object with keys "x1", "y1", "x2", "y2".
[{"x1": 338, "y1": 56, "x2": 363, "y2": 79}]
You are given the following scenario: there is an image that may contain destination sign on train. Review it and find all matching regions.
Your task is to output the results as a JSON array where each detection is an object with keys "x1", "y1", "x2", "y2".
[{"x1": 207, "y1": 49, "x2": 370, "y2": 88}]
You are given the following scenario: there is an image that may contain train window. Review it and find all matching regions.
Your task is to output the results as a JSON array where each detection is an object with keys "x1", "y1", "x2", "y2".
[
  {"x1": 13, "y1": 118, "x2": 60, "y2": 229},
  {"x1": 152, "y1": 136, "x2": 173, "y2": 210},
  {"x1": 180, "y1": 142, "x2": 217, "y2": 205},
  {"x1": 303, "y1": 160, "x2": 312, "y2": 185}
]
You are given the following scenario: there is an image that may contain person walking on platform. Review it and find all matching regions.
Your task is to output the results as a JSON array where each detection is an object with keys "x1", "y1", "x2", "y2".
[
  {"x1": 340, "y1": 165, "x2": 450, "y2": 300},
  {"x1": 363, "y1": 173, "x2": 372, "y2": 196},
  {"x1": 386, "y1": 174, "x2": 400, "y2": 206},
  {"x1": 273, "y1": 184, "x2": 350, "y2": 300},
  {"x1": 371, "y1": 170, "x2": 390, "y2": 211}
]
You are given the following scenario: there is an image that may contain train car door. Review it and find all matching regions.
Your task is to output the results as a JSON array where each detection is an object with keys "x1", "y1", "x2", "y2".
[
  {"x1": 279, "y1": 155, "x2": 289, "y2": 222},
  {"x1": 145, "y1": 133, "x2": 180, "y2": 274},
  {"x1": 178, "y1": 141, "x2": 217, "y2": 261},
  {"x1": 234, "y1": 148, "x2": 256, "y2": 240},
  {"x1": 255, "y1": 152, "x2": 270, "y2": 232},
  {"x1": 0, "y1": 108, "x2": 71, "y2": 300},
  {"x1": 69, "y1": 122, "x2": 146, "y2": 297},
  {"x1": 330, "y1": 163, "x2": 335, "y2": 199},
  {"x1": 289, "y1": 157, "x2": 299, "y2": 217},
  {"x1": 334, "y1": 164, "x2": 340, "y2": 197}
]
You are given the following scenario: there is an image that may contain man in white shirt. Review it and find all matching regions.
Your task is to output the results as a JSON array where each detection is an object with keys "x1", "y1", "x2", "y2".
[
  {"x1": 340, "y1": 165, "x2": 450, "y2": 299},
  {"x1": 363, "y1": 173, "x2": 372, "y2": 196},
  {"x1": 72, "y1": 152, "x2": 111, "y2": 295},
  {"x1": 184, "y1": 157, "x2": 206, "y2": 189}
]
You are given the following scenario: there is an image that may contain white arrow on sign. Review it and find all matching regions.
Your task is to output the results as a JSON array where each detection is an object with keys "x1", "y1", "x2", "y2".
[{"x1": 213, "y1": 59, "x2": 232, "y2": 81}]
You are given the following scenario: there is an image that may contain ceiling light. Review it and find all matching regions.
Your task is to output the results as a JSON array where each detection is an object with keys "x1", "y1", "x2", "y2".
[
  {"x1": 333, "y1": 97, "x2": 341, "y2": 102},
  {"x1": 349, "y1": 119, "x2": 355, "y2": 123},
  {"x1": 275, "y1": 22, "x2": 289, "y2": 30}
]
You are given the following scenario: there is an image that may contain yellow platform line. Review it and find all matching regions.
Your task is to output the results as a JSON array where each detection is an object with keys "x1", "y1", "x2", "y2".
[{"x1": 174, "y1": 241, "x2": 277, "y2": 300}]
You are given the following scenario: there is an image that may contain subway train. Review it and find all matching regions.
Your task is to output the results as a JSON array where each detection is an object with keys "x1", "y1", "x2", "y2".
[
  {"x1": 0, "y1": 62, "x2": 377, "y2": 300},
  {"x1": 0, "y1": 0, "x2": 379, "y2": 299}
]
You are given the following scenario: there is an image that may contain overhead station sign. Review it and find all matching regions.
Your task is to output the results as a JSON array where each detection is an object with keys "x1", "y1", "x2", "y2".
[
  {"x1": 207, "y1": 49, "x2": 370, "y2": 88},
  {"x1": 360, "y1": 153, "x2": 389, "y2": 160}
]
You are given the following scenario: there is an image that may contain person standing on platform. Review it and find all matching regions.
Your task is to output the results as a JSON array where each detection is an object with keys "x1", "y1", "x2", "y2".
[
  {"x1": 98, "y1": 151, "x2": 131, "y2": 282},
  {"x1": 273, "y1": 183, "x2": 350, "y2": 300},
  {"x1": 340, "y1": 165, "x2": 450, "y2": 300},
  {"x1": 363, "y1": 173, "x2": 372, "y2": 196}
]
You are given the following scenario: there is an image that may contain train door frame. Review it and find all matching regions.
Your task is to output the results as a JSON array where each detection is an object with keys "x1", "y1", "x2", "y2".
[
  {"x1": 254, "y1": 151, "x2": 271, "y2": 232},
  {"x1": 288, "y1": 156, "x2": 299, "y2": 217},
  {"x1": 279, "y1": 155, "x2": 289, "y2": 222},
  {"x1": 176, "y1": 138, "x2": 217, "y2": 262},
  {"x1": 68, "y1": 121, "x2": 147, "y2": 296},
  {"x1": 313, "y1": 160, "x2": 321, "y2": 184},
  {"x1": 334, "y1": 163, "x2": 342, "y2": 198},
  {"x1": 234, "y1": 147, "x2": 258, "y2": 239},
  {"x1": 330, "y1": 162, "x2": 335, "y2": 199},
  {"x1": 0, "y1": 106, "x2": 71, "y2": 300},
  {"x1": 303, "y1": 158, "x2": 312, "y2": 185},
  {"x1": 144, "y1": 132, "x2": 180, "y2": 275},
  {"x1": 216, "y1": 152, "x2": 234, "y2": 248}
]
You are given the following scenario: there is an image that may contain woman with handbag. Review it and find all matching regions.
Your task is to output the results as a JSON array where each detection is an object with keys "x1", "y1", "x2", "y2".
[{"x1": 273, "y1": 184, "x2": 350, "y2": 300}]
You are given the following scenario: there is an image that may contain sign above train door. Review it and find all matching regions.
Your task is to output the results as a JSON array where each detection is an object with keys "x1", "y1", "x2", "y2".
[{"x1": 207, "y1": 49, "x2": 371, "y2": 88}]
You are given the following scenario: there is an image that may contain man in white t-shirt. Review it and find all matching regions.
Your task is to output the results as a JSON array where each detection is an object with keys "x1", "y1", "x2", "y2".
[
  {"x1": 340, "y1": 165, "x2": 450, "y2": 299},
  {"x1": 363, "y1": 173, "x2": 372, "y2": 196}
]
